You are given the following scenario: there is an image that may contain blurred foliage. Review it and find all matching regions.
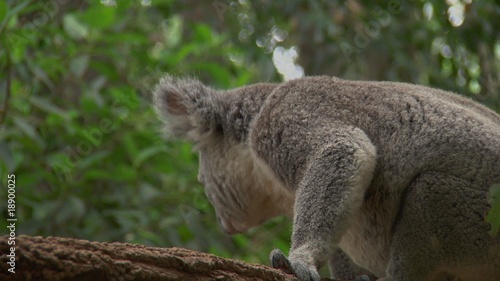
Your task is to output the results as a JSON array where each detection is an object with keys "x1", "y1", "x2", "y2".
[
  {"x1": 0, "y1": 0, "x2": 499, "y2": 267},
  {"x1": 487, "y1": 184, "x2": 500, "y2": 236}
]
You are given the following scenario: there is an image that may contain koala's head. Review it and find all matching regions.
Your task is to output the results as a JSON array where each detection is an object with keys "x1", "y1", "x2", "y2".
[{"x1": 153, "y1": 76, "x2": 292, "y2": 234}]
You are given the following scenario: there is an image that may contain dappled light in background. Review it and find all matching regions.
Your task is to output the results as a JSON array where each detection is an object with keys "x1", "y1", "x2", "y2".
[
  {"x1": 423, "y1": 3, "x2": 434, "y2": 20},
  {"x1": 140, "y1": 0, "x2": 151, "y2": 7},
  {"x1": 100, "y1": 0, "x2": 116, "y2": 7},
  {"x1": 446, "y1": 0, "x2": 469, "y2": 27},
  {"x1": 272, "y1": 46, "x2": 304, "y2": 81}
]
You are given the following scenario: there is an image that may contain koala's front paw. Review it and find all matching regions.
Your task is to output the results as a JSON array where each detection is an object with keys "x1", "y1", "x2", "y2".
[
  {"x1": 270, "y1": 249, "x2": 294, "y2": 274},
  {"x1": 270, "y1": 249, "x2": 321, "y2": 281}
]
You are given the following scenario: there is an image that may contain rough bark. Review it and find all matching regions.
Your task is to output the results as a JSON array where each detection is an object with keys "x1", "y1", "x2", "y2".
[{"x1": 0, "y1": 235, "x2": 341, "y2": 281}]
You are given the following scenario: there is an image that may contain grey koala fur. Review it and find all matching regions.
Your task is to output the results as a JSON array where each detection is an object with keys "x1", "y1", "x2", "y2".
[{"x1": 153, "y1": 75, "x2": 500, "y2": 281}]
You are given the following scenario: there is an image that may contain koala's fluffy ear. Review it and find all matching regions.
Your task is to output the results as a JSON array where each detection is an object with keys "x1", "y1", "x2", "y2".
[{"x1": 153, "y1": 75, "x2": 222, "y2": 142}]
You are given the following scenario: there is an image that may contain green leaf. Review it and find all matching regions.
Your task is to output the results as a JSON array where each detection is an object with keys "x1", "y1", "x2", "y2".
[
  {"x1": 70, "y1": 55, "x2": 90, "y2": 77},
  {"x1": 12, "y1": 117, "x2": 44, "y2": 147},
  {"x1": 115, "y1": 165, "x2": 137, "y2": 181},
  {"x1": 34, "y1": 201, "x2": 60, "y2": 221},
  {"x1": 63, "y1": 14, "x2": 88, "y2": 40},
  {"x1": 1, "y1": 0, "x2": 31, "y2": 31},
  {"x1": 69, "y1": 196, "x2": 86, "y2": 219},
  {"x1": 178, "y1": 224, "x2": 194, "y2": 242},
  {"x1": 486, "y1": 184, "x2": 500, "y2": 236},
  {"x1": 0, "y1": 1, "x2": 7, "y2": 25},
  {"x1": 84, "y1": 165, "x2": 137, "y2": 181},
  {"x1": 163, "y1": 43, "x2": 198, "y2": 67},
  {"x1": 133, "y1": 145, "x2": 167, "y2": 168},
  {"x1": 90, "y1": 60, "x2": 120, "y2": 80},
  {"x1": 193, "y1": 23, "x2": 213, "y2": 43},
  {"x1": 102, "y1": 32, "x2": 149, "y2": 45},
  {"x1": 192, "y1": 62, "x2": 231, "y2": 87},
  {"x1": 6, "y1": 32, "x2": 29, "y2": 62},
  {"x1": 122, "y1": 133, "x2": 139, "y2": 159},
  {"x1": 32, "y1": 65, "x2": 54, "y2": 89},
  {"x1": 79, "y1": 150, "x2": 111, "y2": 170},
  {"x1": 81, "y1": 5, "x2": 117, "y2": 29},
  {"x1": 80, "y1": 95, "x2": 102, "y2": 114},
  {"x1": 178, "y1": 142, "x2": 195, "y2": 161},
  {"x1": 163, "y1": 15, "x2": 182, "y2": 47},
  {"x1": 0, "y1": 141, "x2": 14, "y2": 173},
  {"x1": 84, "y1": 169, "x2": 114, "y2": 181},
  {"x1": 139, "y1": 183, "x2": 161, "y2": 201},
  {"x1": 30, "y1": 96, "x2": 69, "y2": 120},
  {"x1": 232, "y1": 233, "x2": 248, "y2": 248}
]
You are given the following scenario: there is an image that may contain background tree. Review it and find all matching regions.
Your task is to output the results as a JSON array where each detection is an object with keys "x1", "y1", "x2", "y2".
[{"x1": 0, "y1": 0, "x2": 499, "y2": 268}]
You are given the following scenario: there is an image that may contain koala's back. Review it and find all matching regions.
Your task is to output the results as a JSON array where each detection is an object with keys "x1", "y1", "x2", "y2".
[
  {"x1": 251, "y1": 76, "x2": 500, "y2": 279},
  {"x1": 255, "y1": 76, "x2": 500, "y2": 190},
  {"x1": 361, "y1": 79, "x2": 500, "y2": 188}
]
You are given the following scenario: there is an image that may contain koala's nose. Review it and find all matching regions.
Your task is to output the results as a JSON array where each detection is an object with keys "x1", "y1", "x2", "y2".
[{"x1": 216, "y1": 214, "x2": 239, "y2": 235}]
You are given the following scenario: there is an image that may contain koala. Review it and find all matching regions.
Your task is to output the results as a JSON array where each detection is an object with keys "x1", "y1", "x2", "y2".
[{"x1": 153, "y1": 75, "x2": 500, "y2": 281}]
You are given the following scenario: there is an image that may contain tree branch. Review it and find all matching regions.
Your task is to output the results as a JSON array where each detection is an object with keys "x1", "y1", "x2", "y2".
[{"x1": 0, "y1": 235, "x2": 345, "y2": 281}]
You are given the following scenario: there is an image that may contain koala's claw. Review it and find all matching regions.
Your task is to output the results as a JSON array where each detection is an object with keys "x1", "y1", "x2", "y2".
[
  {"x1": 270, "y1": 249, "x2": 321, "y2": 281},
  {"x1": 270, "y1": 249, "x2": 294, "y2": 274}
]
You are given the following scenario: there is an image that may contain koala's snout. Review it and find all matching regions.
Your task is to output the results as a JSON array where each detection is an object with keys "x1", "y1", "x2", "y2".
[
  {"x1": 217, "y1": 214, "x2": 244, "y2": 235},
  {"x1": 216, "y1": 214, "x2": 223, "y2": 227}
]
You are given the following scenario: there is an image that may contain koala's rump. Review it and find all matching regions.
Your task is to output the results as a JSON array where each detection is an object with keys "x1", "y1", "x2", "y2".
[
  {"x1": 391, "y1": 171, "x2": 500, "y2": 280},
  {"x1": 339, "y1": 171, "x2": 500, "y2": 279}
]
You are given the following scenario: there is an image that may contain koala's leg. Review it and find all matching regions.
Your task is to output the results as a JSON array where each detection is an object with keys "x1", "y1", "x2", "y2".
[
  {"x1": 329, "y1": 249, "x2": 377, "y2": 281},
  {"x1": 383, "y1": 172, "x2": 498, "y2": 281},
  {"x1": 273, "y1": 131, "x2": 377, "y2": 281}
]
